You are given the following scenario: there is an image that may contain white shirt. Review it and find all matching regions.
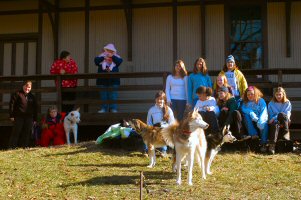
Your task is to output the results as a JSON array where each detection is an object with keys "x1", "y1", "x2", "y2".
[
  {"x1": 194, "y1": 96, "x2": 220, "y2": 116},
  {"x1": 165, "y1": 75, "x2": 188, "y2": 102}
]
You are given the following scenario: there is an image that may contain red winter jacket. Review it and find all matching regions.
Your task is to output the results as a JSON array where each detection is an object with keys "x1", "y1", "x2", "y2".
[{"x1": 50, "y1": 58, "x2": 78, "y2": 88}]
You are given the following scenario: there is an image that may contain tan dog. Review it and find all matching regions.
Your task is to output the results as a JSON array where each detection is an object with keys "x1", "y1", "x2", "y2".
[
  {"x1": 162, "y1": 108, "x2": 209, "y2": 185},
  {"x1": 128, "y1": 119, "x2": 167, "y2": 168}
]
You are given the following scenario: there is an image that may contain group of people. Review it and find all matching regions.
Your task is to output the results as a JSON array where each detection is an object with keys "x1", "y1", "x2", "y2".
[
  {"x1": 151, "y1": 55, "x2": 291, "y2": 155},
  {"x1": 8, "y1": 44, "x2": 292, "y2": 154}
]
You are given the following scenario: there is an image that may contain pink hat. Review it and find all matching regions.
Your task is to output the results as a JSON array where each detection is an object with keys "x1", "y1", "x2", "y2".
[{"x1": 104, "y1": 43, "x2": 117, "y2": 52}]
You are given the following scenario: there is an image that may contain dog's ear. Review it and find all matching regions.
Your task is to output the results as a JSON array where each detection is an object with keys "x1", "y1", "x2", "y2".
[
  {"x1": 76, "y1": 107, "x2": 80, "y2": 112},
  {"x1": 222, "y1": 125, "x2": 227, "y2": 135}
]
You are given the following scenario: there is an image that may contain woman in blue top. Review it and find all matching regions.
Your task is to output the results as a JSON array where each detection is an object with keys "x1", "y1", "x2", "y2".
[
  {"x1": 188, "y1": 58, "x2": 212, "y2": 107},
  {"x1": 241, "y1": 86, "x2": 269, "y2": 153},
  {"x1": 268, "y1": 87, "x2": 292, "y2": 154}
]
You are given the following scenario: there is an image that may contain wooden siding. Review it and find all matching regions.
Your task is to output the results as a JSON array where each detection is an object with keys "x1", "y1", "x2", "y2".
[
  {"x1": 0, "y1": 14, "x2": 38, "y2": 34},
  {"x1": 177, "y1": 6, "x2": 201, "y2": 71},
  {"x1": 0, "y1": 0, "x2": 37, "y2": 11},
  {"x1": 205, "y1": 4, "x2": 224, "y2": 71}
]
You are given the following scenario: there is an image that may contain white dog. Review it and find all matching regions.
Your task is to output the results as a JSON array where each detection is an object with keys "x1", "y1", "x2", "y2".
[
  {"x1": 163, "y1": 108, "x2": 209, "y2": 185},
  {"x1": 64, "y1": 108, "x2": 81, "y2": 145}
]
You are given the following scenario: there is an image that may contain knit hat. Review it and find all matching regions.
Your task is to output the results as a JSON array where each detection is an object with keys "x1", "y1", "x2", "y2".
[
  {"x1": 226, "y1": 55, "x2": 235, "y2": 63},
  {"x1": 104, "y1": 43, "x2": 117, "y2": 52},
  {"x1": 218, "y1": 86, "x2": 229, "y2": 93}
]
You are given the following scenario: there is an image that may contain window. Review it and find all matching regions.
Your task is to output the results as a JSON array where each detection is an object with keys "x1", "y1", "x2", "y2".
[{"x1": 230, "y1": 6, "x2": 262, "y2": 69}]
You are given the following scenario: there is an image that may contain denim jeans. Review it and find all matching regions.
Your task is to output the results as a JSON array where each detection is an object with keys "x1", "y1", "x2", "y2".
[
  {"x1": 171, "y1": 99, "x2": 187, "y2": 121},
  {"x1": 243, "y1": 114, "x2": 268, "y2": 144},
  {"x1": 99, "y1": 85, "x2": 118, "y2": 111},
  {"x1": 144, "y1": 144, "x2": 167, "y2": 153}
]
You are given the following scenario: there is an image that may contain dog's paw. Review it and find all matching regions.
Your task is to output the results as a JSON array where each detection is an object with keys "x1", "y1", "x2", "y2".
[
  {"x1": 188, "y1": 181, "x2": 193, "y2": 186},
  {"x1": 147, "y1": 165, "x2": 154, "y2": 168},
  {"x1": 207, "y1": 171, "x2": 213, "y2": 175},
  {"x1": 176, "y1": 180, "x2": 182, "y2": 185},
  {"x1": 202, "y1": 175, "x2": 207, "y2": 180}
]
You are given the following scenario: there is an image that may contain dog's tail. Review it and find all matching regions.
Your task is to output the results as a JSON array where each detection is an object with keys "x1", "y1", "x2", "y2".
[{"x1": 161, "y1": 122, "x2": 178, "y2": 148}]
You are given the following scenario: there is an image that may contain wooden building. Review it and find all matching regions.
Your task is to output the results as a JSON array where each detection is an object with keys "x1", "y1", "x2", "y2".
[{"x1": 0, "y1": 0, "x2": 301, "y2": 112}]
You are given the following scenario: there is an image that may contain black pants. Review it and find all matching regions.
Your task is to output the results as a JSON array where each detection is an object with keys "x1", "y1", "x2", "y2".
[
  {"x1": 269, "y1": 112, "x2": 290, "y2": 143},
  {"x1": 62, "y1": 91, "x2": 76, "y2": 113},
  {"x1": 9, "y1": 117, "x2": 33, "y2": 149},
  {"x1": 199, "y1": 111, "x2": 219, "y2": 134},
  {"x1": 219, "y1": 110, "x2": 244, "y2": 139}
]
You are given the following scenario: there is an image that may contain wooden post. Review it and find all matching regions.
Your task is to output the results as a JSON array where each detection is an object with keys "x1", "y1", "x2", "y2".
[
  {"x1": 278, "y1": 70, "x2": 283, "y2": 87},
  {"x1": 140, "y1": 171, "x2": 143, "y2": 200},
  {"x1": 56, "y1": 75, "x2": 62, "y2": 112}
]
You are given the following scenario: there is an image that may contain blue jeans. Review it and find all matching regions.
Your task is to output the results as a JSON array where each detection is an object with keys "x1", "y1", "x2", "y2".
[
  {"x1": 171, "y1": 99, "x2": 187, "y2": 121},
  {"x1": 99, "y1": 85, "x2": 118, "y2": 111},
  {"x1": 243, "y1": 114, "x2": 268, "y2": 144}
]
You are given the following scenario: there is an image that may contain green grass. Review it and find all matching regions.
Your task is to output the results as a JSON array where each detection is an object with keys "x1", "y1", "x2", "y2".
[{"x1": 0, "y1": 141, "x2": 300, "y2": 200}]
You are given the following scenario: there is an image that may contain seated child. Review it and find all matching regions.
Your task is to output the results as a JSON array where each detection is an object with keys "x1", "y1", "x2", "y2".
[
  {"x1": 241, "y1": 86, "x2": 268, "y2": 153},
  {"x1": 40, "y1": 106, "x2": 66, "y2": 147},
  {"x1": 194, "y1": 86, "x2": 220, "y2": 134},
  {"x1": 268, "y1": 87, "x2": 292, "y2": 154}
]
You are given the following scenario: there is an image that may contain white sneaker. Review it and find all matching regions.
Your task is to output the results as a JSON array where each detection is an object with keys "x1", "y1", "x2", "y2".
[
  {"x1": 110, "y1": 109, "x2": 118, "y2": 113},
  {"x1": 98, "y1": 109, "x2": 106, "y2": 113}
]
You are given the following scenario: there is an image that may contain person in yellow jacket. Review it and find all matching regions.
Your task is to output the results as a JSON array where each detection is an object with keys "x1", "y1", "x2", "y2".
[{"x1": 214, "y1": 55, "x2": 248, "y2": 101}]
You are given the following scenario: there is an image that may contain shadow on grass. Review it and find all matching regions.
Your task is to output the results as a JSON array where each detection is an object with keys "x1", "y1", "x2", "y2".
[
  {"x1": 61, "y1": 171, "x2": 174, "y2": 187},
  {"x1": 69, "y1": 163, "x2": 146, "y2": 168},
  {"x1": 61, "y1": 175, "x2": 140, "y2": 187},
  {"x1": 43, "y1": 140, "x2": 144, "y2": 157}
]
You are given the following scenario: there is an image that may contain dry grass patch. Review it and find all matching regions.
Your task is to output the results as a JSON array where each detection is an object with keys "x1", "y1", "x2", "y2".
[{"x1": 0, "y1": 141, "x2": 300, "y2": 199}]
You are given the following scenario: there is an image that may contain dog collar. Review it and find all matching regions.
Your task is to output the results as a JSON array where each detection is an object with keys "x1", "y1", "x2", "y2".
[{"x1": 182, "y1": 130, "x2": 192, "y2": 135}]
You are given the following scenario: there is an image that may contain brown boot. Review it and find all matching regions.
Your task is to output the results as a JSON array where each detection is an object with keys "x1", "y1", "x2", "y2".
[{"x1": 269, "y1": 144, "x2": 276, "y2": 155}]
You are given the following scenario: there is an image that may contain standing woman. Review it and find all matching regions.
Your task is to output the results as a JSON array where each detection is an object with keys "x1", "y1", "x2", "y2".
[
  {"x1": 268, "y1": 87, "x2": 292, "y2": 154},
  {"x1": 146, "y1": 91, "x2": 175, "y2": 156},
  {"x1": 187, "y1": 58, "x2": 212, "y2": 107},
  {"x1": 165, "y1": 60, "x2": 188, "y2": 121},
  {"x1": 216, "y1": 55, "x2": 248, "y2": 100},
  {"x1": 241, "y1": 86, "x2": 269, "y2": 152},
  {"x1": 9, "y1": 80, "x2": 37, "y2": 148},
  {"x1": 50, "y1": 50, "x2": 78, "y2": 113}
]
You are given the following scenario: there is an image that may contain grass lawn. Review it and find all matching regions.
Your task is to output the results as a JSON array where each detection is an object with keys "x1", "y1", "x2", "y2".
[{"x1": 0, "y1": 141, "x2": 300, "y2": 200}]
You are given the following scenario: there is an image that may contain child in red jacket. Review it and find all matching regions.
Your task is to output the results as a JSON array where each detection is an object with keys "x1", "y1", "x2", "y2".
[{"x1": 40, "y1": 106, "x2": 66, "y2": 147}]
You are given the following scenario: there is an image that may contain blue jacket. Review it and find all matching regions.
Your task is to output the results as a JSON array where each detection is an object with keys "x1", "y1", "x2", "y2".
[
  {"x1": 95, "y1": 55, "x2": 123, "y2": 85},
  {"x1": 187, "y1": 73, "x2": 212, "y2": 105},
  {"x1": 241, "y1": 98, "x2": 268, "y2": 129}
]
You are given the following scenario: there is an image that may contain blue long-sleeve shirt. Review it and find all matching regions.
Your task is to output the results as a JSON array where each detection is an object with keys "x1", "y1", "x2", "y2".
[
  {"x1": 241, "y1": 98, "x2": 268, "y2": 125},
  {"x1": 187, "y1": 73, "x2": 212, "y2": 105},
  {"x1": 147, "y1": 105, "x2": 175, "y2": 128},
  {"x1": 268, "y1": 100, "x2": 292, "y2": 121}
]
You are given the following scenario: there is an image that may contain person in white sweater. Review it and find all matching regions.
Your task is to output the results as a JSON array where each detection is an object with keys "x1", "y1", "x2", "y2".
[
  {"x1": 268, "y1": 87, "x2": 292, "y2": 154},
  {"x1": 165, "y1": 60, "x2": 188, "y2": 121},
  {"x1": 194, "y1": 86, "x2": 220, "y2": 134}
]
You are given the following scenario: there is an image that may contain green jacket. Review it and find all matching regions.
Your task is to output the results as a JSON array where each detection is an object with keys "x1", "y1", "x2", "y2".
[{"x1": 219, "y1": 97, "x2": 238, "y2": 125}]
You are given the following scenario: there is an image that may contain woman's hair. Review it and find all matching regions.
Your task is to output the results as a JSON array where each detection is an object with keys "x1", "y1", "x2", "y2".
[
  {"x1": 22, "y1": 80, "x2": 32, "y2": 86},
  {"x1": 272, "y1": 87, "x2": 289, "y2": 103},
  {"x1": 217, "y1": 91, "x2": 232, "y2": 106},
  {"x1": 242, "y1": 86, "x2": 263, "y2": 104},
  {"x1": 193, "y1": 57, "x2": 208, "y2": 75},
  {"x1": 155, "y1": 91, "x2": 170, "y2": 121},
  {"x1": 172, "y1": 60, "x2": 187, "y2": 78},
  {"x1": 196, "y1": 86, "x2": 212, "y2": 97},
  {"x1": 215, "y1": 74, "x2": 230, "y2": 93},
  {"x1": 47, "y1": 105, "x2": 58, "y2": 114},
  {"x1": 59, "y1": 50, "x2": 70, "y2": 59}
]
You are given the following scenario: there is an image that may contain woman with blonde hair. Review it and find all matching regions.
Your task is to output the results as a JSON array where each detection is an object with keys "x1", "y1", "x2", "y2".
[
  {"x1": 165, "y1": 60, "x2": 188, "y2": 121},
  {"x1": 213, "y1": 74, "x2": 233, "y2": 98},
  {"x1": 241, "y1": 86, "x2": 268, "y2": 152},
  {"x1": 215, "y1": 55, "x2": 248, "y2": 100},
  {"x1": 267, "y1": 87, "x2": 292, "y2": 154},
  {"x1": 187, "y1": 58, "x2": 212, "y2": 107}
]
